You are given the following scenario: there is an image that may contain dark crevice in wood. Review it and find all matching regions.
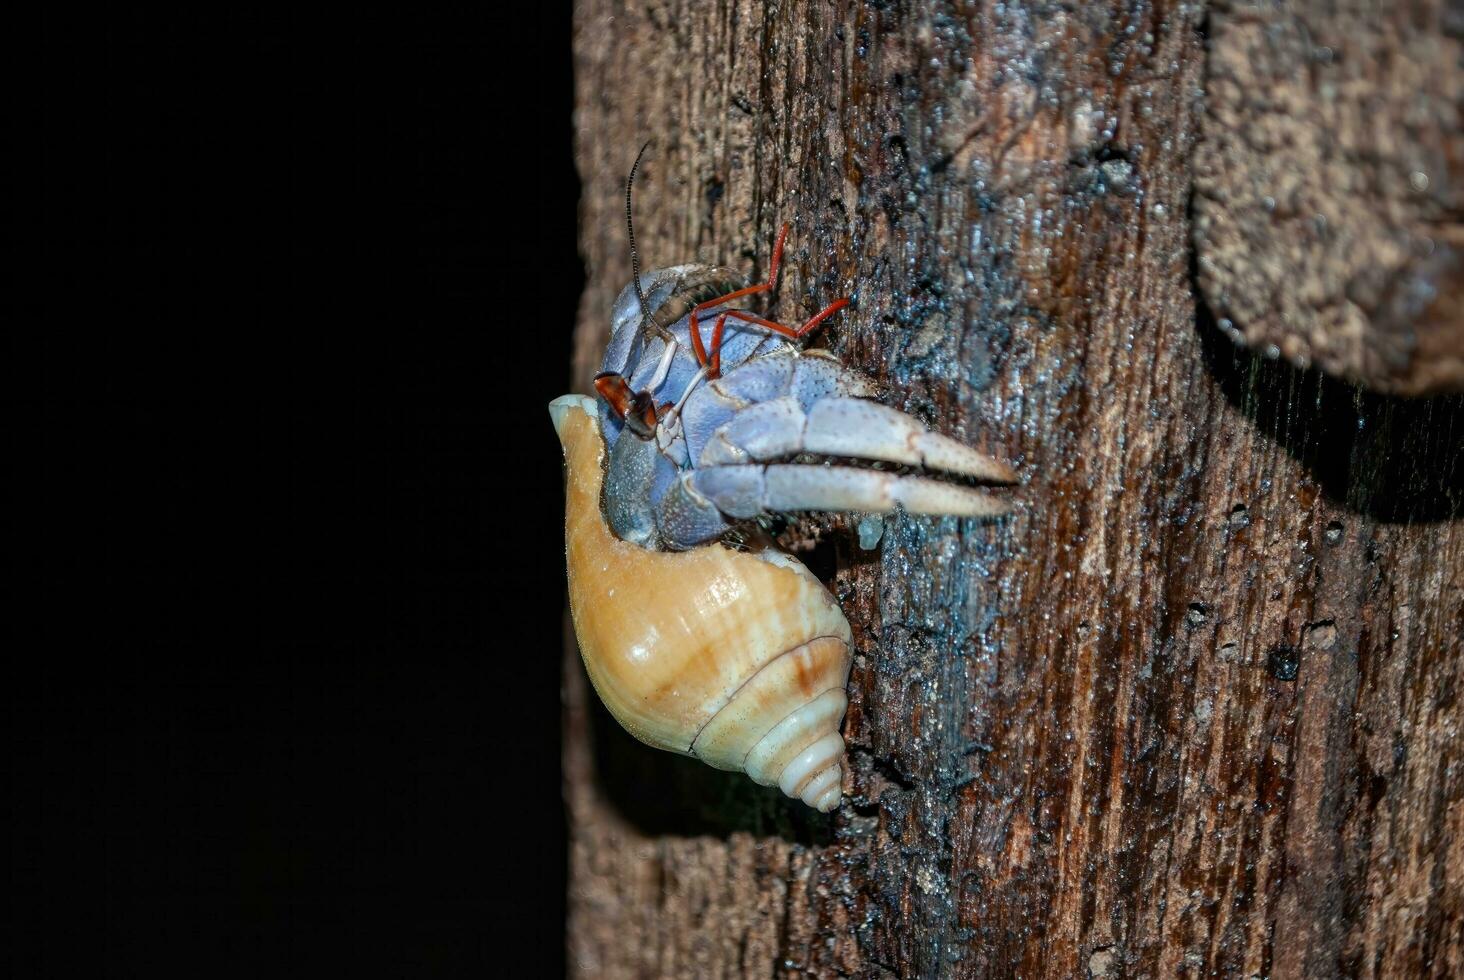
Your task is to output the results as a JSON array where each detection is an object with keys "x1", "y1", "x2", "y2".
[{"x1": 1191, "y1": 241, "x2": 1464, "y2": 523}]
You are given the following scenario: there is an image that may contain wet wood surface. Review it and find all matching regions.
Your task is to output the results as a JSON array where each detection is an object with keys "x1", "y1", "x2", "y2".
[{"x1": 565, "y1": 2, "x2": 1464, "y2": 976}]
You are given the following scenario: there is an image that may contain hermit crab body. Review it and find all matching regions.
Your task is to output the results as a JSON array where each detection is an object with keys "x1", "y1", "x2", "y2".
[
  {"x1": 554, "y1": 190, "x2": 1015, "y2": 810},
  {"x1": 593, "y1": 236, "x2": 1015, "y2": 552}
]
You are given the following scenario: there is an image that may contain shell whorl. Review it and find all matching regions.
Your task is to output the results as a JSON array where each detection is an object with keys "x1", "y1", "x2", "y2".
[
  {"x1": 551, "y1": 394, "x2": 853, "y2": 811},
  {"x1": 740, "y1": 687, "x2": 848, "y2": 811}
]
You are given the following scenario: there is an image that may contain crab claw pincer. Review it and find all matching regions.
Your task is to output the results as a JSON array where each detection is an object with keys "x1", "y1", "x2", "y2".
[{"x1": 632, "y1": 348, "x2": 1016, "y2": 549}]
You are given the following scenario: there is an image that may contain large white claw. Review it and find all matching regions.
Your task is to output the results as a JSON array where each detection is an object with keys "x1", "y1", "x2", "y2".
[
  {"x1": 692, "y1": 464, "x2": 1011, "y2": 518},
  {"x1": 803, "y1": 398, "x2": 1017, "y2": 483},
  {"x1": 701, "y1": 396, "x2": 1018, "y2": 485},
  {"x1": 765, "y1": 465, "x2": 1010, "y2": 516}
]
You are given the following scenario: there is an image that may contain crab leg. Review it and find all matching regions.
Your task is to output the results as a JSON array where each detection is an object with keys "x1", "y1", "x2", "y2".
[
  {"x1": 682, "y1": 225, "x2": 851, "y2": 378},
  {"x1": 687, "y1": 225, "x2": 789, "y2": 368},
  {"x1": 657, "y1": 362, "x2": 710, "y2": 432},
  {"x1": 643, "y1": 339, "x2": 680, "y2": 391},
  {"x1": 704, "y1": 300, "x2": 850, "y2": 377}
]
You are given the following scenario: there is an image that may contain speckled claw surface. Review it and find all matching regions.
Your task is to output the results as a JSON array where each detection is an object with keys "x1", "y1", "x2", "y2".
[
  {"x1": 698, "y1": 394, "x2": 1017, "y2": 480},
  {"x1": 689, "y1": 463, "x2": 1012, "y2": 521}
]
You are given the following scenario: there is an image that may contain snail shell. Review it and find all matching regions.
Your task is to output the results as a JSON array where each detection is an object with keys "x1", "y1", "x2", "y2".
[{"x1": 550, "y1": 394, "x2": 853, "y2": 811}]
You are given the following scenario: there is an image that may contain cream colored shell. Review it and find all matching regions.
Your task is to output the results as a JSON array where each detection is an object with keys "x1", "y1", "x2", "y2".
[{"x1": 551, "y1": 394, "x2": 853, "y2": 811}]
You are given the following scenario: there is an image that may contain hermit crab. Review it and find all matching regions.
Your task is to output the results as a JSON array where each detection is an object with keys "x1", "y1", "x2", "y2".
[{"x1": 551, "y1": 150, "x2": 1015, "y2": 811}]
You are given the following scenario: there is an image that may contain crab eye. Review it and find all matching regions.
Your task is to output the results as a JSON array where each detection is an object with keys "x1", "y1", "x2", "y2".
[
  {"x1": 596, "y1": 373, "x2": 659, "y2": 440},
  {"x1": 634, "y1": 392, "x2": 659, "y2": 427},
  {"x1": 623, "y1": 391, "x2": 658, "y2": 439},
  {"x1": 593, "y1": 372, "x2": 634, "y2": 419}
]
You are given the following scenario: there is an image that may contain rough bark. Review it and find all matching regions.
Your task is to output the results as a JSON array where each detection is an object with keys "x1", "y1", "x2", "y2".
[
  {"x1": 1194, "y1": 0, "x2": 1464, "y2": 395},
  {"x1": 566, "y1": 2, "x2": 1464, "y2": 977}
]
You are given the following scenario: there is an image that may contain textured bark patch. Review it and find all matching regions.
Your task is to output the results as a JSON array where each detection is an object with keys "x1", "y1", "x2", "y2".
[{"x1": 1194, "y1": 0, "x2": 1464, "y2": 395}]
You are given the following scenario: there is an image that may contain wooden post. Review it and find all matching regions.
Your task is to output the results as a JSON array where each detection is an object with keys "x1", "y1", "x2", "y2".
[{"x1": 565, "y1": 2, "x2": 1463, "y2": 975}]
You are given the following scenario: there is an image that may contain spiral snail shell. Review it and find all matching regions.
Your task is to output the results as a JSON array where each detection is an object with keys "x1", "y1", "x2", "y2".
[{"x1": 551, "y1": 393, "x2": 853, "y2": 811}]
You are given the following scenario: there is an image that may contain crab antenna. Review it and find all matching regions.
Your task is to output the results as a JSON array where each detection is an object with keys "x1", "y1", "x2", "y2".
[{"x1": 626, "y1": 140, "x2": 654, "y2": 326}]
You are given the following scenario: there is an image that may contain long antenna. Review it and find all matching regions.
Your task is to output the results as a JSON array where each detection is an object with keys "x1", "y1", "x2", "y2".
[{"x1": 626, "y1": 140, "x2": 653, "y2": 325}]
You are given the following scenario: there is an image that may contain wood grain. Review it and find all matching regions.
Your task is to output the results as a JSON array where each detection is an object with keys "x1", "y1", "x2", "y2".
[{"x1": 566, "y1": 2, "x2": 1464, "y2": 976}]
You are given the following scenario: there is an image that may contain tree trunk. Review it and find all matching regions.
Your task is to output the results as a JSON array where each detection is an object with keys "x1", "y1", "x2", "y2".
[{"x1": 565, "y1": 2, "x2": 1463, "y2": 977}]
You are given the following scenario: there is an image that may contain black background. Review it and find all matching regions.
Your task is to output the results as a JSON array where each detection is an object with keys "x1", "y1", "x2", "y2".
[{"x1": 23, "y1": 7, "x2": 578, "y2": 974}]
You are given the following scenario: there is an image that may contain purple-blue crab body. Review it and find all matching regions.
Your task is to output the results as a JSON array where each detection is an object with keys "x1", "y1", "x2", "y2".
[{"x1": 595, "y1": 265, "x2": 1017, "y2": 551}]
